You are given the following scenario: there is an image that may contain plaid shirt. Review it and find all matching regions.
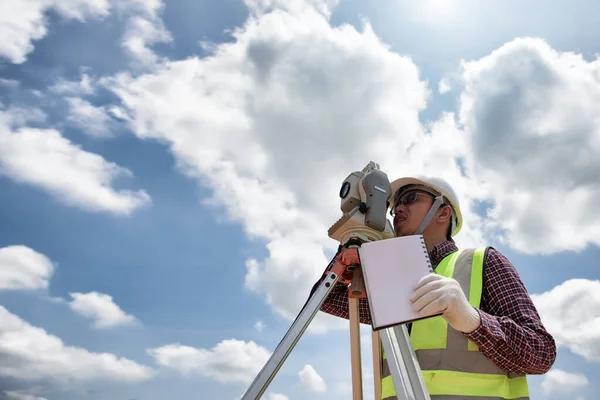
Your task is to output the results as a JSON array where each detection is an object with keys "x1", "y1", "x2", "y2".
[{"x1": 311, "y1": 240, "x2": 556, "y2": 375}]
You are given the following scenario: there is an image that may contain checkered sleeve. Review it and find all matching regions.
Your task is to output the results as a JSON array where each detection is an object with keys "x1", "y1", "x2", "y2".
[{"x1": 462, "y1": 247, "x2": 557, "y2": 375}]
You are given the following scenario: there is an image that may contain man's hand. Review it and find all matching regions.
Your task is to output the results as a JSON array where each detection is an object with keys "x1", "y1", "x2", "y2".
[{"x1": 409, "y1": 273, "x2": 481, "y2": 333}]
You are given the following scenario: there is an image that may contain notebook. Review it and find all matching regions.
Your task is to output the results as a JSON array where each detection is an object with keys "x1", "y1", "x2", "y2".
[{"x1": 358, "y1": 234, "x2": 441, "y2": 331}]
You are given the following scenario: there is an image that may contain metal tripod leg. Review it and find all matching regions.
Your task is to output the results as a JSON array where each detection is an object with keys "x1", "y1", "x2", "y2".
[
  {"x1": 240, "y1": 270, "x2": 341, "y2": 400},
  {"x1": 379, "y1": 324, "x2": 431, "y2": 400}
]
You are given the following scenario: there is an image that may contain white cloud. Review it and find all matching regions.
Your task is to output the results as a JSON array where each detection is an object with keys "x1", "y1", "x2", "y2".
[
  {"x1": 68, "y1": 291, "x2": 138, "y2": 329},
  {"x1": 107, "y1": 106, "x2": 130, "y2": 120},
  {"x1": 0, "y1": 245, "x2": 54, "y2": 290},
  {"x1": 268, "y1": 394, "x2": 289, "y2": 400},
  {"x1": 65, "y1": 97, "x2": 114, "y2": 138},
  {"x1": 456, "y1": 36, "x2": 600, "y2": 255},
  {"x1": 0, "y1": 107, "x2": 151, "y2": 215},
  {"x1": 50, "y1": 72, "x2": 96, "y2": 96},
  {"x1": 0, "y1": 79, "x2": 20, "y2": 89},
  {"x1": 541, "y1": 369, "x2": 589, "y2": 396},
  {"x1": 244, "y1": 0, "x2": 341, "y2": 18},
  {"x1": 255, "y1": 320, "x2": 265, "y2": 332},
  {"x1": 0, "y1": 0, "x2": 111, "y2": 64},
  {"x1": 114, "y1": 0, "x2": 165, "y2": 17},
  {"x1": 147, "y1": 339, "x2": 271, "y2": 383},
  {"x1": 0, "y1": 305, "x2": 154, "y2": 383},
  {"x1": 104, "y1": 0, "x2": 483, "y2": 332},
  {"x1": 438, "y1": 78, "x2": 451, "y2": 94},
  {"x1": 121, "y1": 14, "x2": 172, "y2": 67},
  {"x1": 110, "y1": 0, "x2": 172, "y2": 67},
  {"x1": 0, "y1": 0, "x2": 171, "y2": 68},
  {"x1": 531, "y1": 278, "x2": 600, "y2": 361},
  {"x1": 4, "y1": 391, "x2": 48, "y2": 400},
  {"x1": 298, "y1": 364, "x2": 326, "y2": 392}
]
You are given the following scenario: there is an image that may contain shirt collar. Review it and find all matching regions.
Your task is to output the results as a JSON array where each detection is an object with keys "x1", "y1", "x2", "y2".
[{"x1": 429, "y1": 239, "x2": 458, "y2": 268}]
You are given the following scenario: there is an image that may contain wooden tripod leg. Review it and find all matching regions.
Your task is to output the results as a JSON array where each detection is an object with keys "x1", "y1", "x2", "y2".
[
  {"x1": 349, "y1": 296, "x2": 363, "y2": 400},
  {"x1": 372, "y1": 330, "x2": 381, "y2": 400}
]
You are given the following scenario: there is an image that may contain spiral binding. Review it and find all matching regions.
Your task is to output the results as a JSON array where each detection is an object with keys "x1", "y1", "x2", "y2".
[{"x1": 420, "y1": 236, "x2": 434, "y2": 273}]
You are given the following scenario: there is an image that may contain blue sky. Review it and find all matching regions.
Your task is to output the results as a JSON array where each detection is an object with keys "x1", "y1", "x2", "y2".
[{"x1": 0, "y1": 0, "x2": 599, "y2": 399}]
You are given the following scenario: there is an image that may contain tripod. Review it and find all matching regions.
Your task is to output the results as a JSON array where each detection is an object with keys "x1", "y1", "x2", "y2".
[
  {"x1": 241, "y1": 161, "x2": 435, "y2": 400},
  {"x1": 240, "y1": 239, "x2": 430, "y2": 400}
]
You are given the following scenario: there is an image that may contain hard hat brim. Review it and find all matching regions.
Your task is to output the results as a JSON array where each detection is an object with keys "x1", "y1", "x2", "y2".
[{"x1": 389, "y1": 177, "x2": 463, "y2": 236}]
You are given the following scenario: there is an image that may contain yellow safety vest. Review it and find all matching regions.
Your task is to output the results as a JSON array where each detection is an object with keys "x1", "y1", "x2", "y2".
[{"x1": 380, "y1": 248, "x2": 530, "y2": 400}]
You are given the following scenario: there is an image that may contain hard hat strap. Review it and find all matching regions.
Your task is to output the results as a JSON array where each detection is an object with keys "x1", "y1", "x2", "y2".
[{"x1": 415, "y1": 195, "x2": 445, "y2": 235}]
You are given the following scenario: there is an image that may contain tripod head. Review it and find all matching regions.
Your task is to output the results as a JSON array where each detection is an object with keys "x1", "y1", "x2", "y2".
[{"x1": 328, "y1": 161, "x2": 395, "y2": 247}]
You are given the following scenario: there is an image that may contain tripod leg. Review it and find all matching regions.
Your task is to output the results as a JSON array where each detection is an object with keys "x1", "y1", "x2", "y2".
[
  {"x1": 391, "y1": 324, "x2": 430, "y2": 400},
  {"x1": 349, "y1": 297, "x2": 363, "y2": 400},
  {"x1": 241, "y1": 271, "x2": 341, "y2": 400},
  {"x1": 372, "y1": 330, "x2": 381, "y2": 400},
  {"x1": 379, "y1": 325, "x2": 430, "y2": 400}
]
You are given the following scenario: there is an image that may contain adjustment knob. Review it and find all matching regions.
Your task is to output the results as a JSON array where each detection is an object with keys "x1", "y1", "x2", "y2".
[{"x1": 359, "y1": 202, "x2": 368, "y2": 213}]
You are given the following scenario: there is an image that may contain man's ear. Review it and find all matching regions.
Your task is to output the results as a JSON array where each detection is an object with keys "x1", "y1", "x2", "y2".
[{"x1": 437, "y1": 205, "x2": 453, "y2": 223}]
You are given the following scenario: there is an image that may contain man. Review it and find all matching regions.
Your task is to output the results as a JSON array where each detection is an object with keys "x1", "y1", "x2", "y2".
[{"x1": 311, "y1": 175, "x2": 556, "y2": 399}]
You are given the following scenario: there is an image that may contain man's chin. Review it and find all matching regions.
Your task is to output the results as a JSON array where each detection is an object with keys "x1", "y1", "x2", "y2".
[{"x1": 394, "y1": 225, "x2": 415, "y2": 237}]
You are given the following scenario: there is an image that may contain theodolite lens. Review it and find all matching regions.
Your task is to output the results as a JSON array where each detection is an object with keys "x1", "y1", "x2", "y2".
[{"x1": 340, "y1": 181, "x2": 350, "y2": 199}]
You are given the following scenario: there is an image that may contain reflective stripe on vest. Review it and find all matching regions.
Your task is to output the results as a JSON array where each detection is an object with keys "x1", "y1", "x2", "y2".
[{"x1": 380, "y1": 247, "x2": 530, "y2": 400}]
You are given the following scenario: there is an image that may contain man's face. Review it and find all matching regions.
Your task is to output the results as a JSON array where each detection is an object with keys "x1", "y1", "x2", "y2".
[{"x1": 391, "y1": 189, "x2": 435, "y2": 237}]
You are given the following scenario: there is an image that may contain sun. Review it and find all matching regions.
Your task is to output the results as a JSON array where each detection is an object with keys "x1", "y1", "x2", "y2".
[{"x1": 427, "y1": 0, "x2": 453, "y2": 13}]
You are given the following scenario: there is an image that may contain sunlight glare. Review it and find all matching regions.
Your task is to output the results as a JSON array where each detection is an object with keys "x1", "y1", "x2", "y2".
[{"x1": 427, "y1": 0, "x2": 453, "y2": 14}]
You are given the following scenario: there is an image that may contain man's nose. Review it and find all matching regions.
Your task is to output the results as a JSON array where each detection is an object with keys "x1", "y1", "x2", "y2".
[{"x1": 394, "y1": 203, "x2": 407, "y2": 215}]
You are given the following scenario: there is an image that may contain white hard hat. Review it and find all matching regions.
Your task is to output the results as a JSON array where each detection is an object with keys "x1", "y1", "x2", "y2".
[{"x1": 389, "y1": 176, "x2": 462, "y2": 237}]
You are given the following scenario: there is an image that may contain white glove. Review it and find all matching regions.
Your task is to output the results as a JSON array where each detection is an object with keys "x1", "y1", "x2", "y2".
[{"x1": 409, "y1": 273, "x2": 481, "y2": 333}]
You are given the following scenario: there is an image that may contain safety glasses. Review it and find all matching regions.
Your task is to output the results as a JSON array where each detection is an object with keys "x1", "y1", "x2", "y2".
[{"x1": 389, "y1": 191, "x2": 434, "y2": 217}]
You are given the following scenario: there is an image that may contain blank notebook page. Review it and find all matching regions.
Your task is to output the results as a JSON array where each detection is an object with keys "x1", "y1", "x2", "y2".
[{"x1": 358, "y1": 235, "x2": 435, "y2": 330}]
